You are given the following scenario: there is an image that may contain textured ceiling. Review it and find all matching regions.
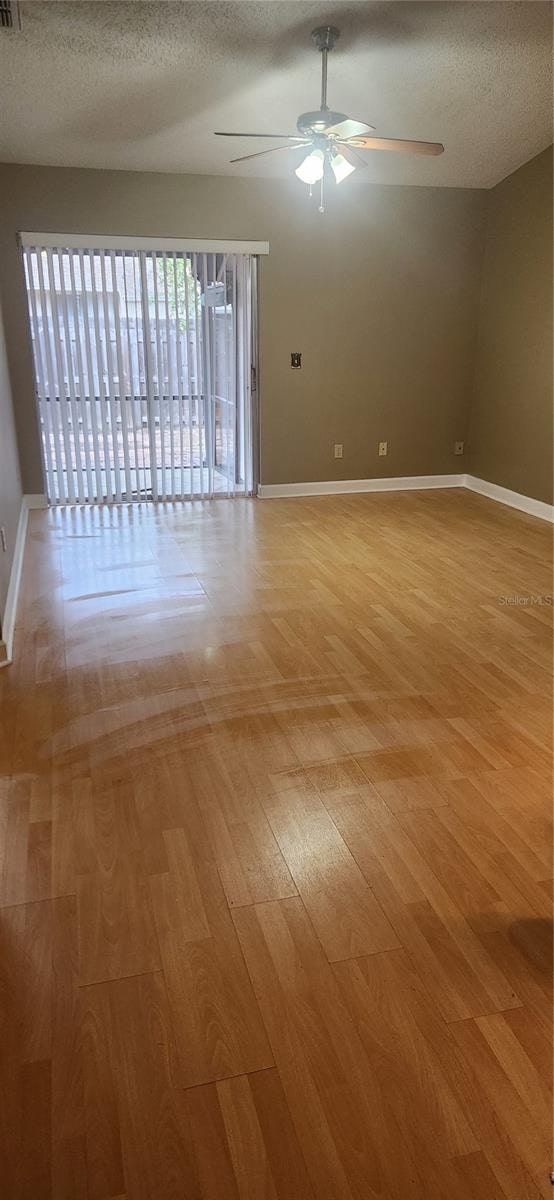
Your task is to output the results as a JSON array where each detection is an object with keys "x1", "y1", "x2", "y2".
[{"x1": 0, "y1": 1, "x2": 552, "y2": 188}]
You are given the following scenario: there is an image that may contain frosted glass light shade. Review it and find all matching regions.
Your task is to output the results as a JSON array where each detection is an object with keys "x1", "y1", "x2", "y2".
[
  {"x1": 295, "y1": 149, "x2": 325, "y2": 184},
  {"x1": 330, "y1": 153, "x2": 356, "y2": 183}
]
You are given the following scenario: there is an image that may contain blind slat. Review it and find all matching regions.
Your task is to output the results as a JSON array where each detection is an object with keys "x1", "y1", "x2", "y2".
[
  {"x1": 78, "y1": 249, "x2": 104, "y2": 501},
  {"x1": 45, "y1": 248, "x2": 76, "y2": 503},
  {"x1": 56, "y1": 247, "x2": 85, "y2": 502},
  {"x1": 25, "y1": 254, "x2": 57, "y2": 502}
]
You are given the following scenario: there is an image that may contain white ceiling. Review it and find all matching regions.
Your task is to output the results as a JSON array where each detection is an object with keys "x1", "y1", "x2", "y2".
[{"x1": 0, "y1": 1, "x2": 552, "y2": 188}]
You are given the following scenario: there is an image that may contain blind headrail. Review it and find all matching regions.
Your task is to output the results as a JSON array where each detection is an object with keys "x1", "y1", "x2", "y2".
[{"x1": 18, "y1": 232, "x2": 270, "y2": 255}]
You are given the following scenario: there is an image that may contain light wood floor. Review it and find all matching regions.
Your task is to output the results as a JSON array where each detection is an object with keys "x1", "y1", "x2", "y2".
[{"x1": 0, "y1": 489, "x2": 552, "y2": 1200}]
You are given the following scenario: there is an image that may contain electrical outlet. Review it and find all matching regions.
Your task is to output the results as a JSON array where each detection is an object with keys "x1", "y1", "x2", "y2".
[
  {"x1": 378, "y1": 441, "x2": 388, "y2": 457},
  {"x1": 334, "y1": 443, "x2": 343, "y2": 459},
  {"x1": 454, "y1": 441, "x2": 464, "y2": 455},
  {"x1": 0, "y1": 527, "x2": 6, "y2": 553}
]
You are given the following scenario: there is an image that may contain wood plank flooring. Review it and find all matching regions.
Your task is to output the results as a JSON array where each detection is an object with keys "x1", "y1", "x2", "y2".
[{"x1": 0, "y1": 488, "x2": 552, "y2": 1199}]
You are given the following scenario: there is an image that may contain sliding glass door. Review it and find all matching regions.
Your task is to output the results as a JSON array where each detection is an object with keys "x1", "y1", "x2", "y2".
[{"x1": 22, "y1": 241, "x2": 258, "y2": 504}]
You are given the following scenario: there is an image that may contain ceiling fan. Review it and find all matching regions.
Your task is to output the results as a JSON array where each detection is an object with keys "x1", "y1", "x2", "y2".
[{"x1": 215, "y1": 26, "x2": 444, "y2": 211}]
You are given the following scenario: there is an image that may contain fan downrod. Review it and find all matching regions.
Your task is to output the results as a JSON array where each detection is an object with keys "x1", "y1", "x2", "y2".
[{"x1": 297, "y1": 26, "x2": 343, "y2": 135}]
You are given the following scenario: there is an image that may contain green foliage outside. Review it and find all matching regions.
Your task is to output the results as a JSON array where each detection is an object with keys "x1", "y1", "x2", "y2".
[{"x1": 154, "y1": 257, "x2": 202, "y2": 330}]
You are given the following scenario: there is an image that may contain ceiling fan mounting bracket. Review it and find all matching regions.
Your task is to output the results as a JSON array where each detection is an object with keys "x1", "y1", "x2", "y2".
[{"x1": 311, "y1": 26, "x2": 340, "y2": 53}]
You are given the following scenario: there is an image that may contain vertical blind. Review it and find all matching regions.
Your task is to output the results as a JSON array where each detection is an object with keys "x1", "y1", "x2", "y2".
[{"x1": 22, "y1": 242, "x2": 258, "y2": 504}]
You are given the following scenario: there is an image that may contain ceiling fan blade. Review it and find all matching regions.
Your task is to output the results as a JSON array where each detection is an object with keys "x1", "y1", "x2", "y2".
[
  {"x1": 326, "y1": 119, "x2": 375, "y2": 138},
  {"x1": 230, "y1": 143, "x2": 311, "y2": 163},
  {"x1": 338, "y1": 142, "x2": 368, "y2": 169},
  {"x1": 346, "y1": 136, "x2": 444, "y2": 156},
  {"x1": 215, "y1": 131, "x2": 309, "y2": 141}
]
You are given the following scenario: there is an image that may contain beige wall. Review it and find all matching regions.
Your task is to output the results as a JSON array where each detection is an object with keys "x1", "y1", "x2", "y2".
[
  {"x1": 0, "y1": 293, "x2": 23, "y2": 633},
  {"x1": 0, "y1": 163, "x2": 486, "y2": 491},
  {"x1": 468, "y1": 146, "x2": 553, "y2": 503}
]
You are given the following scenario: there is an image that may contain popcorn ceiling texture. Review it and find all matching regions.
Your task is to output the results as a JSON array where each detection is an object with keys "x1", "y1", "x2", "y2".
[{"x1": 0, "y1": 1, "x2": 551, "y2": 188}]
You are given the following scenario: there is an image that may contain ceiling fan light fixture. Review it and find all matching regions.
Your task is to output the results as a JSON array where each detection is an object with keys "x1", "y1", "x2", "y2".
[
  {"x1": 295, "y1": 147, "x2": 325, "y2": 185},
  {"x1": 215, "y1": 23, "x2": 445, "y2": 211},
  {"x1": 330, "y1": 151, "x2": 356, "y2": 183}
]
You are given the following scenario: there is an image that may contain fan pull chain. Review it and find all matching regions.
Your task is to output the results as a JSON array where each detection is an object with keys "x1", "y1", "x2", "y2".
[{"x1": 319, "y1": 173, "x2": 325, "y2": 213}]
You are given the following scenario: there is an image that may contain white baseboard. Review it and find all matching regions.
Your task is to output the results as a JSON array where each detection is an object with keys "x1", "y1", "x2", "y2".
[
  {"x1": 0, "y1": 493, "x2": 48, "y2": 666},
  {"x1": 257, "y1": 474, "x2": 464, "y2": 499},
  {"x1": 257, "y1": 473, "x2": 553, "y2": 523},
  {"x1": 463, "y1": 475, "x2": 553, "y2": 523}
]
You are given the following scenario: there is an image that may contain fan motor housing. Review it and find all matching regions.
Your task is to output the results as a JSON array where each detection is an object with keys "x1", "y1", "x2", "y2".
[{"x1": 296, "y1": 109, "x2": 347, "y2": 136}]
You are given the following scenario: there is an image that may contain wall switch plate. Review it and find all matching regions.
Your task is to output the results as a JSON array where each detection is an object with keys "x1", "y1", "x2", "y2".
[
  {"x1": 334, "y1": 443, "x2": 343, "y2": 459},
  {"x1": 378, "y1": 441, "x2": 388, "y2": 457},
  {"x1": 291, "y1": 352, "x2": 302, "y2": 369},
  {"x1": 454, "y1": 441, "x2": 464, "y2": 455}
]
